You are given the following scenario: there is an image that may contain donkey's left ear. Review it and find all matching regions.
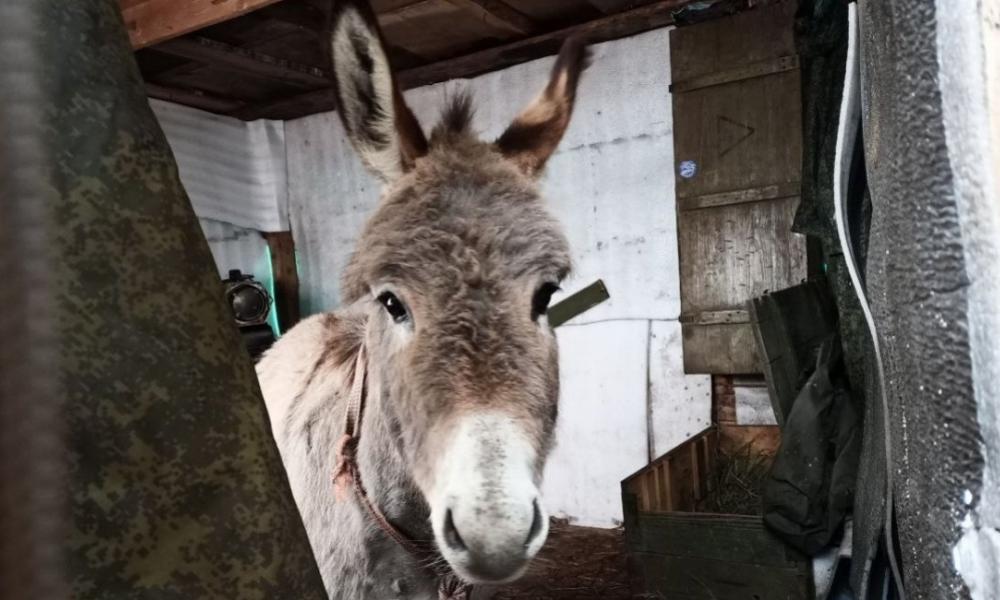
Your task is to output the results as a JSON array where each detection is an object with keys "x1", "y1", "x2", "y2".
[
  {"x1": 330, "y1": 0, "x2": 428, "y2": 182},
  {"x1": 496, "y1": 37, "x2": 591, "y2": 178}
]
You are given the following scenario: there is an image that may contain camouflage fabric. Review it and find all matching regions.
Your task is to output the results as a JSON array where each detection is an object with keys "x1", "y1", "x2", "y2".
[{"x1": 41, "y1": 1, "x2": 327, "y2": 597}]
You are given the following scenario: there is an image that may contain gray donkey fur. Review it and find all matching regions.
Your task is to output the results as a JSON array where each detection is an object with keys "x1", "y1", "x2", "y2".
[{"x1": 256, "y1": 2, "x2": 590, "y2": 598}]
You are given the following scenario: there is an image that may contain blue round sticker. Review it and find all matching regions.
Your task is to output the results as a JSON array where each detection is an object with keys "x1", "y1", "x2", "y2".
[{"x1": 679, "y1": 160, "x2": 697, "y2": 179}]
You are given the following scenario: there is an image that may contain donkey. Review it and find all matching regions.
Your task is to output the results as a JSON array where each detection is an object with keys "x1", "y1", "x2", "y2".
[{"x1": 256, "y1": 2, "x2": 589, "y2": 598}]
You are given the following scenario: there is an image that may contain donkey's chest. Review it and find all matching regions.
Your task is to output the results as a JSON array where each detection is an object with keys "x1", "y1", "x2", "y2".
[
  {"x1": 278, "y1": 401, "x2": 438, "y2": 598},
  {"x1": 311, "y1": 526, "x2": 438, "y2": 600}
]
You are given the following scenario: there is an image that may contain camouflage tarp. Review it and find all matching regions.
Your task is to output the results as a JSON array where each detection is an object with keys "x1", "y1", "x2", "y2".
[{"x1": 40, "y1": 0, "x2": 327, "y2": 597}]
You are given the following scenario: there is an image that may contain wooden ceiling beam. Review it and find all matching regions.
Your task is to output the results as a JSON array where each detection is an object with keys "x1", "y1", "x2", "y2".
[
  {"x1": 397, "y1": 0, "x2": 711, "y2": 88},
  {"x1": 230, "y1": 89, "x2": 336, "y2": 121},
  {"x1": 256, "y1": 1, "x2": 327, "y2": 35},
  {"x1": 444, "y1": 0, "x2": 539, "y2": 35},
  {"x1": 233, "y1": 0, "x2": 701, "y2": 121},
  {"x1": 147, "y1": 29, "x2": 307, "y2": 84},
  {"x1": 145, "y1": 82, "x2": 246, "y2": 113},
  {"x1": 141, "y1": 2, "x2": 327, "y2": 86},
  {"x1": 153, "y1": 36, "x2": 331, "y2": 88},
  {"x1": 121, "y1": 0, "x2": 287, "y2": 49}
]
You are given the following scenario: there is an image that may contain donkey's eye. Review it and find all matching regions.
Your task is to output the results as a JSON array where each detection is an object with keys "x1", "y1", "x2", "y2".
[
  {"x1": 531, "y1": 283, "x2": 560, "y2": 321},
  {"x1": 377, "y1": 292, "x2": 409, "y2": 323}
]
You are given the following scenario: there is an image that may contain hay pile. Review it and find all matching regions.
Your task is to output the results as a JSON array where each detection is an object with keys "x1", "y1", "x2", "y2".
[
  {"x1": 697, "y1": 443, "x2": 773, "y2": 515},
  {"x1": 488, "y1": 519, "x2": 630, "y2": 600}
]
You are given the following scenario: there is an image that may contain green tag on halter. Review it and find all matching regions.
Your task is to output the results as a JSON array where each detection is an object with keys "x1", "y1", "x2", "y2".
[{"x1": 548, "y1": 279, "x2": 610, "y2": 328}]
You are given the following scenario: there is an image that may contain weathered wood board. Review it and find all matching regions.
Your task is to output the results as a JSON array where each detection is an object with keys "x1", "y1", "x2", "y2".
[
  {"x1": 671, "y1": 1, "x2": 808, "y2": 374},
  {"x1": 622, "y1": 427, "x2": 717, "y2": 514},
  {"x1": 748, "y1": 277, "x2": 839, "y2": 426},
  {"x1": 121, "y1": 0, "x2": 284, "y2": 49},
  {"x1": 629, "y1": 548, "x2": 812, "y2": 599},
  {"x1": 262, "y1": 231, "x2": 300, "y2": 333},
  {"x1": 713, "y1": 374, "x2": 782, "y2": 455}
]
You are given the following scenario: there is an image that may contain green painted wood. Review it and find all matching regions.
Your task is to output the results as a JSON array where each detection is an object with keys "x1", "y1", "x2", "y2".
[
  {"x1": 548, "y1": 279, "x2": 610, "y2": 327},
  {"x1": 631, "y1": 551, "x2": 813, "y2": 599},
  {"x1": 628, "y1": 512, "x2": 805, "y2": 566}
]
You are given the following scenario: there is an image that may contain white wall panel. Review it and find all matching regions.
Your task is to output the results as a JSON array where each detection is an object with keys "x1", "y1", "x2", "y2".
[
  {"x1": 199, "y1": 218, "x2": 272, "y2": 280},
  {"x1": 284, "y1": 111, "x2": 380, "y2": 315},
  {"x1": 649, "y1": 320, "x2": 712, "y2": 458},
  {"x1": 544, "y1": 320, "x2": 650, "y2": 528},
  {"x1": 543, "y1": 135, "x2": 679, "y2": 322},
  {"x1": 404, "y1": 29, "x2": 672, "y2": 149}
]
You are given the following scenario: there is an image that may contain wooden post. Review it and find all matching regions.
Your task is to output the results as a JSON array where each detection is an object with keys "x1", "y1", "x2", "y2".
[{"x1": 262, "y1": 231, "x2": 300, "y2": 333}]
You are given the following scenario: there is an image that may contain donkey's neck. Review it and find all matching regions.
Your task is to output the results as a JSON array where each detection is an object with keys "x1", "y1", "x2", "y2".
[
  {"x1": 345, "y1": 351, "x2": 439, "y2": 599},
  {"x1": 356, "y1": 364, "x2": 432, "y2": 540}
]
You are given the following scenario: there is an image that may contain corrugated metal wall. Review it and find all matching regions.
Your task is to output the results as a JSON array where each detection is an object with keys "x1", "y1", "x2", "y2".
[{"x1": 284, "y1": 30, "x2": 711, "y2": 527}]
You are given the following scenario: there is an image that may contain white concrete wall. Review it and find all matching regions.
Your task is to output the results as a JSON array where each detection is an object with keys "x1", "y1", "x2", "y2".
[{"x1": 284, "y1": 29, "x2": 711, "y2": 527}]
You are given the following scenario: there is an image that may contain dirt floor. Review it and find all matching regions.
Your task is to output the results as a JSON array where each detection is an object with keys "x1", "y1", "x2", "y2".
[{"x1": 483, "y1": 519, "x2": 631, "y2": 600}]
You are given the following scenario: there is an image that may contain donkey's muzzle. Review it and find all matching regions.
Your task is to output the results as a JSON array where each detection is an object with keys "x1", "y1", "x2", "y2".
[
  {"x1": 439, "y1": 496, "x2": 548, "y2": 583},
  {"x1": 429, "y1": 412, "x2": 551, "y2": 583}
]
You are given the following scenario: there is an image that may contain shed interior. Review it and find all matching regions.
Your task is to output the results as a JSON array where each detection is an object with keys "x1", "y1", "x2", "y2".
[
  {"x1": 13, "y1": 0, "x2": 976, "y2": 600},
  {"x1": 126, "y1": 0, "x2": 753, "y2": 120}
]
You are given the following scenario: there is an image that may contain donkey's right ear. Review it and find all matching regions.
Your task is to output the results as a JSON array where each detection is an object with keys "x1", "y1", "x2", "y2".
[
  {"x1": 496, "y1": 37, "x2": 590, "y2": 178},
  {"x1": 329, "y1": 0, "x2": 428, "y2": 182}
]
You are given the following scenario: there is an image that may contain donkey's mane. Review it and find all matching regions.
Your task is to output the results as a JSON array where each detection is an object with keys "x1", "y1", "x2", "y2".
[{"x1": 431, "y1": 92, "x2": 475, "y2": 143}]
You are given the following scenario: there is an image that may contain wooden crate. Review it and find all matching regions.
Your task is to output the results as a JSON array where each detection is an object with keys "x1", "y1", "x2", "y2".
[{"x1": 621, "y1": 428, "x2": 813, "y2": 599}]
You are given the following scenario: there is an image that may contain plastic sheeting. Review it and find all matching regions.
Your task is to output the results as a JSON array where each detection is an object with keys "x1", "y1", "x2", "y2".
[{"x1": 151, "y1": 99, "x2": 288, "y2": 232}]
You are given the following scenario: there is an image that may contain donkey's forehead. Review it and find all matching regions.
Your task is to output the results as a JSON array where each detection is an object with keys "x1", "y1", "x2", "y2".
[{"x1": 345, "y1": 147, "x2": 570, "y2": 300}]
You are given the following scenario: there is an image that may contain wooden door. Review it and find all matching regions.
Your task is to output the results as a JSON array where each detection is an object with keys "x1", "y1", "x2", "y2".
[{"x1": 671, "y1": 1, "x2": 807, "y2": 374}]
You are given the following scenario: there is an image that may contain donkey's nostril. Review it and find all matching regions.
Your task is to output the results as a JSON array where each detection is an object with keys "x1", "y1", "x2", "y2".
[
  {"x1": 525, "y1": 499, "x2": 544, "y2": 547},
  {"x1": 443, "y1": 508, "x2": 467, "y2": 552}
]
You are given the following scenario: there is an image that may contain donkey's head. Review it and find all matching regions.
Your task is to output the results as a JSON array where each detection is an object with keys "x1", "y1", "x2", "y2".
[{"x1": 330, "y1": 1, "x2": 588, "y2": 584}]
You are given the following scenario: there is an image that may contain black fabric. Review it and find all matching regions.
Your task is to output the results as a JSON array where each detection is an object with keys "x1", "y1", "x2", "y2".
[
  {"x1": 763, "y1": 335, "x2": 861, "y2": 556},
  {"x1": 792, "y1": 0, "x2": 848, "y2": 252},
  {"x1": 794, "y1": 0, "x2": 870, "y2": 433},
  {"x1": 749, "y1": 277, "x2": 839, "y2": 427},
  {"x1": 792, "y1": 2, "x2": 882, "y2": 593}
]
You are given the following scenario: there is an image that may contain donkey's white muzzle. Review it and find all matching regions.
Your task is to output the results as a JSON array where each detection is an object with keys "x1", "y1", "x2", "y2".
[{"x1": 429, "y1": 413, "x2": 549, "y2": 583}]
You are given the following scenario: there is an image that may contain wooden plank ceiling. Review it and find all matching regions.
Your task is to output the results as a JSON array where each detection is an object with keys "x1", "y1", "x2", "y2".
[{"x1": 128, "y1": 0, "x2": 749, "y2": 121}]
